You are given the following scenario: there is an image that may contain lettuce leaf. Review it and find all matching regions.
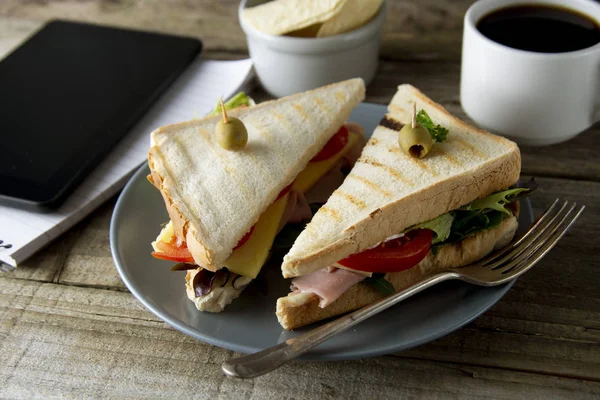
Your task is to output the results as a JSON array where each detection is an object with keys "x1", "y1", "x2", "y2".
[
  {"x1": 363, "y1": 273, "x2": 395, "y2": 296},
  {"x1": 416, "y1": 109, "x2": 449, "y2": 142},
  {"x1": 212, "y1": 92, "x2": 253, "y2": 115},
  {"x1": 409, "y1": 213, "x2": 454, "y2": 244},
  {"x1": 410, "y1": 185, "x2": 533, "y2": 246},
  {"x1": 466, "y1": 188, "x2": 530, "y2": 215},
  {"x1": 446, "y1": 209, "x2": 505, "y2": 243}
]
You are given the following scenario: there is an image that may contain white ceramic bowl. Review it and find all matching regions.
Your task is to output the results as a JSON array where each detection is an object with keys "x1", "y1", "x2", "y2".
[{"x1": 239, "y1": 0, "x2": 386, "y2": 97}]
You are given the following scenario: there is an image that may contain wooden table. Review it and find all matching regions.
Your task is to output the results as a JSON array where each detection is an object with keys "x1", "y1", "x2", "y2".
[{"x1": 1, "y1": 1, "x2": 598, "y2": 398}]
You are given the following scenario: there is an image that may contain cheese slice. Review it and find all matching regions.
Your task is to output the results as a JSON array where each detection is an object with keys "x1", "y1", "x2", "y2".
[
  {"x1": 152, "y1": 221, "x2": 175, "y2": 252},
  {"x1": 333, "y1": 262, "x2": 372, "y2": 277},
  {"x1": 293, "y1": 130, "x2": 360, "y2": 194},
  {"x1": 224, "y1": 194, "x2": 289, "y2": 279}
]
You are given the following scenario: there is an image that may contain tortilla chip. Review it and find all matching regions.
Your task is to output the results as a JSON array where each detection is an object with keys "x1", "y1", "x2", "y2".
[
  {"x1": 243, "y1": 0, "x2": 346, "y2": 36},
  {"x1": 316, "y1": 0, "x2": 383, "y2": 37}
]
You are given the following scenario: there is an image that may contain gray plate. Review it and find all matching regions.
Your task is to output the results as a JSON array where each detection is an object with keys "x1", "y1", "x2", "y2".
[{"x1": 110, "y1": 103, "x2": 534, "y2": 360}]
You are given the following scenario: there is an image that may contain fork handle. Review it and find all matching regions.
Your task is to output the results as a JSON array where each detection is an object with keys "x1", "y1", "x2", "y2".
[{"x1": 222, "y1": 272, "x2": 457, "y2": 379}]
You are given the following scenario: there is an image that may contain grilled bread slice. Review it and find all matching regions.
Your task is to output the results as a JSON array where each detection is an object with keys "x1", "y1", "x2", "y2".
[
  {"x1": 281, "y1": 84, "x2": 520, "y2": 279},
  {"x1": 149, "y1": 78, "x2": 365, "y2": 271}
]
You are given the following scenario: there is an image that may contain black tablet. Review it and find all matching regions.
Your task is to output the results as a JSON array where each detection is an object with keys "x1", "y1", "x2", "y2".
[{"x1": 0, "y1": 20, "x2": 202, "y2": 209}]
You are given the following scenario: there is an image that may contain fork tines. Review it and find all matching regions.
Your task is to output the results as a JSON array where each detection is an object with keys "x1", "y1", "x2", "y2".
[{"x1": 478, "y1": 199, "x2": 585, "y2": 275}]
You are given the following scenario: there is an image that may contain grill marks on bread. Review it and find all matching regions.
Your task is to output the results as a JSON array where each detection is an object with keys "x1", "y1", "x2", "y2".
[
  {"x1": 319, "y1": 206, "x2": 342, "y2": 221},
  {"x1": 245, "y1": 115, "x2": 272, "y2": 140},
  {"x1": 313, "y1": 97, "x2": 333, "y2": 114},
  {"x1": 335, "y1": 91, "x2": 348, "y2": 103},
  {"x1": 281, "y1": 84, "x2": 521, "y2": 279},
  {"x1": 356, "y1": 156, "x2": 414, "y2": 186},
  {"x1": 347, "y1": 175, "x2": 392, "y2": 197},
  {"x1": 434, "y1": 147, "x2": 461, "y2": 167},
  {"x1": 453, "y1": 137, "x2": 487, "y2": 159},
  {"x1": 149, "y1": 78, "x2": 366, "y2": 270},
  {"x1": 379, "y1": 115, "x2": 404, "y2": 131},
  {"x1": 292, "y1": 103, "x2": 310, "y2": 121},
  {"x1": 272, "y1": 111, "x2": 293, "y2": 131},
  {"x1": 335, "y1": 190, "x2": 367, "y2": 210}
]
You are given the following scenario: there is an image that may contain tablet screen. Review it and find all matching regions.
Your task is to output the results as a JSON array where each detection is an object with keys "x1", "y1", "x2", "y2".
[{"x1": 0, "y1": 20, "x2": 201, "y2": 208}]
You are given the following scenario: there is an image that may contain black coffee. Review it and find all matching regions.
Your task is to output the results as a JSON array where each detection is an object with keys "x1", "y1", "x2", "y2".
[{"x1": 476, "y1": 5, "x2": 600, "y2": 53}]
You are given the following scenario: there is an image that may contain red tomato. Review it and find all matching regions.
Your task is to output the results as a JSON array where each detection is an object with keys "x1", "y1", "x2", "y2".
[
  {"x1": 338, "y1": 229, "x2": 433, "y2": 273},
  {"x1": 152, "y1": 240, "x2": 194, "y2": 263},
  {"x1": 311, "y1": 126, "x2": 349, "y2": 162},
  {"x1": 233, "y1": 225, "x2": 255, "y2": 250}
]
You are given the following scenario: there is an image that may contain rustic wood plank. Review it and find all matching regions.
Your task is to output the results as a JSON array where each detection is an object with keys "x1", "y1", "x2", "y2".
[
  {"x1": 0, "y1": 2, "x2": 598, "y2": 396},
  {"x1": 1, "y1": 277, "x2": 598, "y2": 399},
  {"x1": 0, "y1": 0, "x2": 248, "y2": 56},
  {"x1": 57, "y1": 198, "x2": 127, "y2": 290},
  {"x1": 0, "y1": 228, "x2": 78, "y2": 283}
]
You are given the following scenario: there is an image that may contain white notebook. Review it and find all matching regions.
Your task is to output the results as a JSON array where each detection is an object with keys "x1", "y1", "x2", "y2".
[{"x1": 0, "y1": 57, "x2": 254, "y2": 270}]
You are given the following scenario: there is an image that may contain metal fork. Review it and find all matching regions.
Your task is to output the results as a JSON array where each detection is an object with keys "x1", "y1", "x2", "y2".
[{"x1": 222, "y1": 199, "x2": 584, "y2": 379}]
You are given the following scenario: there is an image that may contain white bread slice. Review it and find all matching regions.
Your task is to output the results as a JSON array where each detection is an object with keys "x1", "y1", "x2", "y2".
[
  {"x1": 281, "y1": 84, "x2": 520, "y2": 278},
  {"x1": 277, "y1": 214, "x2": 518, "y2": 330},
  {"x1": 148, "y1": 78, "x2": 365, "y2": 271}
]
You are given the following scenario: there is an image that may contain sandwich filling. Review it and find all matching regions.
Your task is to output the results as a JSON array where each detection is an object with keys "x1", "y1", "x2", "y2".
[
  {"x1": 290, "y1": 183, "x2": 535, "y2": 308},
  {"x1": 151, "y1": 122, "x2": 366, "y2": 310}
]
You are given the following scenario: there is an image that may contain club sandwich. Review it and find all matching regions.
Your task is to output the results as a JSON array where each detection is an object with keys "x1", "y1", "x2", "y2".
[
  {"x1": 277, "y1": 84, "x2": 531, "y2": 330},
  {"x1": 148, "y1": 78, "x2": 366, "y2": 312}
]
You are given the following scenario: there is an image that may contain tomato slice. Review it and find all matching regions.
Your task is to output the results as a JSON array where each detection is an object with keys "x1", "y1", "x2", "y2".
[
  {"x1": 338, "y1": 229, "x2": 433, "y2": 273},
  {"x1": 152, "y1": 240, "x2": 194, "y2": 263},
  {"x1": 311, "y1": 126, "x2": 349, "y2": 162},
  {"x1": 233, "y1": 225, "x2": 255, "y2": 250}
]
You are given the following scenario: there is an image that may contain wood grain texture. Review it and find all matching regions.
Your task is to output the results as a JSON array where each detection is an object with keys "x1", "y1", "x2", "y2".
[
  {"x1": 0, "y1": 1, "x2": 598, "y2": 397},
  {"x1": 58, "y1": 198, "x2": 127, "y2": 290},
  {"x1": 1, "y1": 277, "x2": 598, "y2": 399}
]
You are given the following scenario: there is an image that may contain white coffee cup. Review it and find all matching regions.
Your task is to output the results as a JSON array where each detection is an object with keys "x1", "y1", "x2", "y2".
[{"x1": 460, "y1": 0, "x2": 600, "y2": 146}]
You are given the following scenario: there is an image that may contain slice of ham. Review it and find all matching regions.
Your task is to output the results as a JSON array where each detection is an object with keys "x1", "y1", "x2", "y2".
[
  {"x1": 278, "y1": 190, "x2": 313, "y2": 232},
  {"x1": 291, "y1": 267, "x2": 365, "y2": 308},
  {"x1": 289, "y1": 190, "x2": 312, "y2": 224}
]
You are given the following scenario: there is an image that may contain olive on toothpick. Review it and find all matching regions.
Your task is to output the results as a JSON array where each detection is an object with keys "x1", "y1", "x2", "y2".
[
  {"x1": 398, "y1": 103, "x2": 433, "y2": 158},
  {"x1": 215, "y1": 98, "x2": 248, "y2": 151}
]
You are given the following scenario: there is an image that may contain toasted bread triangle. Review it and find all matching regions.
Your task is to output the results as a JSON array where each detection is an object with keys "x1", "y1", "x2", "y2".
[
  {"x1": 148, "y1": 78, "x2": 365, "y2": 270},
  {"x1": 281, "y1": 84, "x2": 520, "y2": 278}
]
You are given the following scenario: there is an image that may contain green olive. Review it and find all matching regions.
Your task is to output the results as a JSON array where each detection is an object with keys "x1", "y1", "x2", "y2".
[
  {"x1": 215, "y1": 117, "x2": 248, "y2": 151},
  {"x1": 398, "y1": 123, "x2": 433, "y2": 158}
]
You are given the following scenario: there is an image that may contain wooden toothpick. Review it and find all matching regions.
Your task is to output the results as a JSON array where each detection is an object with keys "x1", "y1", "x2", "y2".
[
  {"x1": 411, "y1": 102, "x2": 416, "y2": 128},
  {"x1": 220, "y1": 97, "x2": 229, "y2": 124}
]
